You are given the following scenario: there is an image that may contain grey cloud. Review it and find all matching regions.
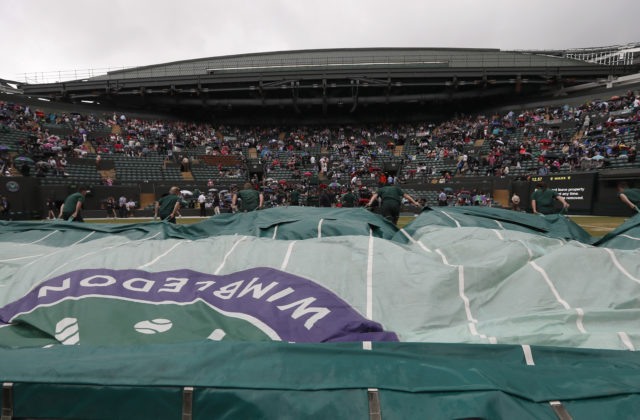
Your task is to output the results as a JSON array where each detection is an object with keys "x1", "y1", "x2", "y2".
[{"x1": 1, "y1": 0, "x2": 639, "y2": 80}]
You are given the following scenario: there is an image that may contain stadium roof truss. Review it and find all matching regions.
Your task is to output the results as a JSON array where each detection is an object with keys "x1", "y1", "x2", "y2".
[{"x1": 18, "y1": 47, "x2": 640, "y2": 112}]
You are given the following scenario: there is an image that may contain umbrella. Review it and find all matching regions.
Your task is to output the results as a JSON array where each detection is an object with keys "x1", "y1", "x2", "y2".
[
  {"x1": 495, "y1": 140, "x2": 504, "y2": 145},
  {"x1": 180, "y1": 190, "x2": 193, "y2": 196},
  {"x1": 0, "y1": 145, "x2": 12, "y2": 152},
  {"x1": 610, "y1": 96, "x2": 621, "y2": 101},
  {"x1": 444, "y1": 187, "x2": 454, "y2": 192},
  {"x1": 329, "y1": 182, "x2": 341, "y2": 188},
  {"x1": 303, "y1": 172, "x2": 312, "y2": 176},
  {"x1": 539, "y1": 139, "x2": 552, "y2": 144},
  {"x1": 279, "y1": 180, "x2": 288, "y2": 185},
  {"x1": 14, "y1": 156, "x2": 34, "y2": 164},
  {"x1": 592, "y1": 155, "x2": 605, "y2": 160},
  {"x1": 208, "y1": 188, "x2": 218, "y2": 192}
]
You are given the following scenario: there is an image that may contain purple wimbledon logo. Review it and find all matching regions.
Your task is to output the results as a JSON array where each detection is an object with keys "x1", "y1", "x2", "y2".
[{"x1": 0, "y1": 267, "x2": 398, "y2": 343}]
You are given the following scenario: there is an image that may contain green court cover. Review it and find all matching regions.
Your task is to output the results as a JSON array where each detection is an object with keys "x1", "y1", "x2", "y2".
[{"x1": 0, "y1": 208, "x2": 639, "y2": 418}]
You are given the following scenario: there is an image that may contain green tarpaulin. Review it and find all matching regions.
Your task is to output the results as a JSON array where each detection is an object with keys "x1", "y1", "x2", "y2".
[
  {"x1": 0, "y1": 207, "x2": 639, "y2": 418},
  {"x1": 397, "y1": 206, "x2": 593, "y2": 243},
  {"x1": 2, "y1": 342, "x2": 640, "y2": 419}
]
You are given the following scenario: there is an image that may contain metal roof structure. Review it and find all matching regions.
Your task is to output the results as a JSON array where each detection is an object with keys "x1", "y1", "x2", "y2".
[
  {"x1": 89, "y1": 47, "x2": 587, "y2": 80},
  {"x1": 17, "y1": 47, "x2": 640, "y2": 118}
]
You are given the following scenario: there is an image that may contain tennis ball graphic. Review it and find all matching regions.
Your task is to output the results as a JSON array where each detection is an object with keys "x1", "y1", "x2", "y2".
[
  {"x1": 55, "y1": 317, "x2": 79, "y2": 345},
  {"x1": 134, "y1": 319, "x2": 173, "y2": 334}
]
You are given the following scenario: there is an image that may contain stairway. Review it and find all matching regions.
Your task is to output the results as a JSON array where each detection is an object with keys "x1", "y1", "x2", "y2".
[
  {"x1": 84, "y1": 141, "x2": 96, "y2": 154},
  {"x1": 182, "y1": 171, "x2": 194, "y2": 181},
  {"x1": 8, "y1": 152, "x2": 21, "y2": 177},
  {"x1": 393, "y1": 145, "x2": 404, "y2": 157},
  {"x1": 249, "y1": 148, "x2": 258, "y2": 159},
  {"x1": 571, "y1": 129, "x2": 584, "y2": 143},
  {"x1": 99, "y1": 169, "x2": 116, "y2": 180}
]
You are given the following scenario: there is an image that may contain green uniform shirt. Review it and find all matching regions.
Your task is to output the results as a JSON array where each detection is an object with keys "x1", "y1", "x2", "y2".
[
  {"x1": 531, "y1": 188, "x2": 558, "y2": 214},
  {"x1": 238, "y1": 189, "x2": 260, "y2": 211},
  {"x1": 62, "y1": 192, "x2": 85, "y2": 216},
  {"x1": 618, "y1": 189, "x2": 640, "y2": 207},
  {"x1": 377, "y1": 186, "x2": 405, "y2": 209},
  {"x1": 158, "y1": 194, "x2": 180, "y2": 218},
  {"x1": 341, "y1": 192, "x2": 356, "y2": 207},
  {"x1": 290, "y1": 190, "x2": 299, "y2": 205}
]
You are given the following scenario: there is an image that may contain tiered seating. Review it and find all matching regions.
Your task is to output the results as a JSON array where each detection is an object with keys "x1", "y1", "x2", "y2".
[
  {"x1": 64, "y1": 164, "x2": 102, "y2": 181},
  {"x1": 108, "y1": 155, "x2": 166, "y2": 181},
  {"x1": 161, "y1": 167, "x2": 184, "y2": 181},
  {"x1": 0, "y1": 128, "x2": 25, "y2": 150}
]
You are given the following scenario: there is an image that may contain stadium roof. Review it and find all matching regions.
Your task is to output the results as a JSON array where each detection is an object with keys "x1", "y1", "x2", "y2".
[
  {"x1": 16, "y1": 46, "x2": 639, "y2": 117},
  {"x1": 94, "y1": 47, "x2": 588, "y2": 80}
]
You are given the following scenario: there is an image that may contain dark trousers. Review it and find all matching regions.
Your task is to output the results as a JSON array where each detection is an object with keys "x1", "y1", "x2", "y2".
[
  {"x1": 381, "y1": 205, "x2": 400, "y2": 225},
  {"x1": 62, "y1": 213, "x2": 84, "y2": 222}
]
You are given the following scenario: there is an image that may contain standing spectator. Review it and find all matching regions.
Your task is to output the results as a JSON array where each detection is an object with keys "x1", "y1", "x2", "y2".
[
  {"x1": 198, "y1": 192, "x2": 207, "y2": 217},
  {"x1": 127, "y1": 198, "x2": 136, "y2": 217},
  {"x1": 59, "y1": 186, "x2": 88, "y2": 222},
  {"x1": 212, "y1": 191, "x2": 221, "y2": 215},
  {"x1": 438, "y1": 189, "x2": 448, "y2": 206},
  {"x1": 319, "y1": 187, "x2": 335, "y2": 207},
  {"x1": 45, "y1": 197, "x2": 57, "y2": 220},
  {"x1": 510, "y1": 194, "x2": 521, "y2": 211},
  {"x1": 105, "y1": 197, "x2": 117, "y2": 218},
  {"x1": 118, "y1": 195, "x2": 127, "y2": 218},
  {"x1": 0, "y1": 196, "x2": 10, "y2": 220},
  {"x1": 20, "y1": 163, "x2": 30, "y2": 177}
]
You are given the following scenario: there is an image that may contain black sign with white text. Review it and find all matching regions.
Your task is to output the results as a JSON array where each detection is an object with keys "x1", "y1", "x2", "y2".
[{"x1": 529, "y1": 173, "x2": 596, "y2": 211}]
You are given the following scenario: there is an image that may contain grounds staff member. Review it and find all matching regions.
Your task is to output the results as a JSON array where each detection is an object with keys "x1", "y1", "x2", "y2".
[
  {"x1": 365, "y1": 184, "x2": 420, "y2": 224},
  {"x1": 232, "y1": 183, "x2": 264, "y2": 212},
  {"x1": 341, "y1": 189, "x2": 357, "y2": 207},
  {"x1": 59, "y1": 185, "x2": 88, "y2": 222},
  {"x1": 154, "y1": 186, "x2": 182, "y2": 223},
  {"x1": 531, "y1": 181, "x2": 569, "y2": 215},
  {"x1": 617, "y1": 182, "x2": 640, "y2": 213}
]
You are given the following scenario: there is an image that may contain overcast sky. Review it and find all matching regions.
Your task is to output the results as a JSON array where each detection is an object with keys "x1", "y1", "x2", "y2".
[{"x1": 2, "y1": 0, "x2": 639, "y2": 81}]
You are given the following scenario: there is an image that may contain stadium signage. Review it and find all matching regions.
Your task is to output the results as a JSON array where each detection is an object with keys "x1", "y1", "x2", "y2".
[
  {"x1": 531, "y1": 173, "x2": 596, "y2": 211},
  {"x1": 0, "y1": 268, "x2": 397, "y2": 344}
]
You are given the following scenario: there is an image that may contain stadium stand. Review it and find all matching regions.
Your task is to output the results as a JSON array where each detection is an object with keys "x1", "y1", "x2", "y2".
[{"x1": 1, "y1": 89, "x2": 640, "y2": 214}]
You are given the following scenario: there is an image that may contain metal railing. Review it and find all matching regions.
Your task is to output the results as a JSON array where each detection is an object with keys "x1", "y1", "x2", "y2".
[{"x1": 18, "y1": 66, "x2": 135, "y2": 85}]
